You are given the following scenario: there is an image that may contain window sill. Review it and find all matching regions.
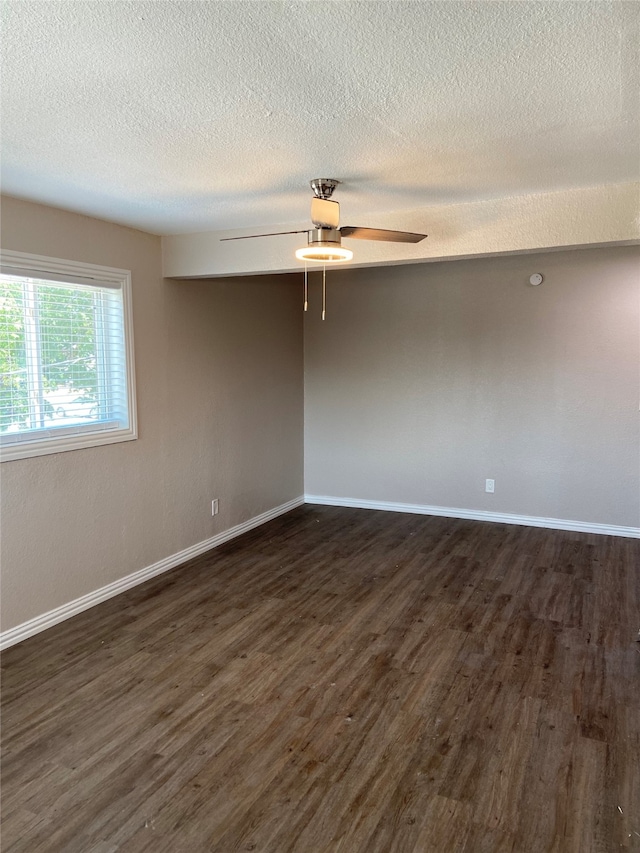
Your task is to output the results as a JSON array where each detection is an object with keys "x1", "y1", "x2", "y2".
[{"x1": 0, "y1": 424, "x2": 137, "y2": 462}]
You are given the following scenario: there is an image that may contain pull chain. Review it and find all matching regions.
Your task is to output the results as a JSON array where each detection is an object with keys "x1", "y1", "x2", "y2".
[
  {"x1": 303, "y1": 261, "x2": 308, "y2": 311},
  {"x1": 322, "y1": 263, "x2": 326, "y2": 321}
]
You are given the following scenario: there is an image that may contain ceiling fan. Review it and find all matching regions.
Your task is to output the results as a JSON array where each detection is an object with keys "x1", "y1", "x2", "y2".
[{"x1": 221, "y1": 178, "x2": 428, "y2": 263}]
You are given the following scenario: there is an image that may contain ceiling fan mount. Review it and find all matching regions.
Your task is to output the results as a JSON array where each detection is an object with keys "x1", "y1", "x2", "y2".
[{"x1": 309, "y1": 178, "x2": 340, "y2": 200}]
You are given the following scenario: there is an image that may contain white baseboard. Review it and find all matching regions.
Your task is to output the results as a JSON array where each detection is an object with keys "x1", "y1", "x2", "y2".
[
  {"x1": 0, "y1": 496, "x2": 304, "y2": 651},
  {"x1": 304, "y1": 494, "x2": 640, "y2": 539}
]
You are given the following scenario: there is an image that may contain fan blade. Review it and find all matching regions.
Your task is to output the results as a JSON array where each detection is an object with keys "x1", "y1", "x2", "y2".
[
  {"x1": 311, "y1": 198, "x2": 340, "y2": 229},
  {"x1": 340, "y1": 226, "x2": 427, "y2": 243},
  {"x1": 221, "y1": 230, "x2": 309, "y2": 241}
]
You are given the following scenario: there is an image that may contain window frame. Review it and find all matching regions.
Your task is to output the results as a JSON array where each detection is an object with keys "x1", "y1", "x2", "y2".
[{"x1": 0, "y1": 250, "x2": 138, "y2": 462}]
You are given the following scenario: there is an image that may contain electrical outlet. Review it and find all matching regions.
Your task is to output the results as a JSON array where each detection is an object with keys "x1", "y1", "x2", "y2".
[
  {"x1": 211, "y1": 499, "x2": 219, "y2": 516},
  {"x1": 485, "y1": 479, "x2": 495, "y2": 494}
]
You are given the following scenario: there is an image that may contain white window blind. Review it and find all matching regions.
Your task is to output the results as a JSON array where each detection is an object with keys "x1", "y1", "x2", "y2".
[{"x1": 0, "y1": 251, "x2": 137, "y2": 461}]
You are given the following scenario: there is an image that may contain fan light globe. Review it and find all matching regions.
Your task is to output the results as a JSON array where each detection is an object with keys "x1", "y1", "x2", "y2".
[{"x1": 295, "y1": 244, "x2": 353, "y2": 263}]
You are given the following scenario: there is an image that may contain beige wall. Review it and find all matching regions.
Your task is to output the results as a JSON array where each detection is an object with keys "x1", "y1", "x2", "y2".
[
  {"x1": 304, "y1": 246, "x2": 640, "y2": 528},
  {"x1": 1, "y1": 196, "x2": 304, "y2": 631}
]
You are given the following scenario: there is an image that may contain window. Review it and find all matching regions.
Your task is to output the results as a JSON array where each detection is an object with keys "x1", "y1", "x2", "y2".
[{"x1": 0, "y1": 250, "x2": 137, "y2": 462}]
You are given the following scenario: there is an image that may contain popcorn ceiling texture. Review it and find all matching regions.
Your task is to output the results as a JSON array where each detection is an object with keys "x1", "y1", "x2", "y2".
[{"x1": 2, "y1": 1, "x2": 638, "y2": 235}]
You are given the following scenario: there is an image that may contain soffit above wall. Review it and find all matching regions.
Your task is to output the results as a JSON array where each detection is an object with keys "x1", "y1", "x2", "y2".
[
  {"x1": 162, "y1": 183, "x2": 640, "y2": 278},
  {"x1": 2, "y1": 1, "x2": 639, "y2": 237}
]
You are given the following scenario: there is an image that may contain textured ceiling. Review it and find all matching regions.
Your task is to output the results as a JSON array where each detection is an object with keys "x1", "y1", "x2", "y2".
[{"x1": 2, "y1": 1, "x2": 638, "y2": 235}]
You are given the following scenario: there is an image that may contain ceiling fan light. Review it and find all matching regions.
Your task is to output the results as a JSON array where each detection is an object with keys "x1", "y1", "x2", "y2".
[{"x1": 295, "y1": 244, "x2": 353, "y2": 263}]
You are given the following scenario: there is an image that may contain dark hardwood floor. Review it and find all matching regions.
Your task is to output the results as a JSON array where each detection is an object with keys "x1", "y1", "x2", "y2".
[{"x1": 2, "y1": 506, "x2": 639, "y2": 852}]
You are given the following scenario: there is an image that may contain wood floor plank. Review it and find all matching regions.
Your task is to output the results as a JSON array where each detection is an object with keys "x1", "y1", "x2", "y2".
[{"x1": 2, "y1": 506, "x2": 639, "y2": 852}]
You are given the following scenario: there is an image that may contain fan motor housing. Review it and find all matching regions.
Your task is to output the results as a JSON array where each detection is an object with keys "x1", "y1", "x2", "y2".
[{"x1": 310, "y1": 228, "x2": 340, "y2": 244}]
